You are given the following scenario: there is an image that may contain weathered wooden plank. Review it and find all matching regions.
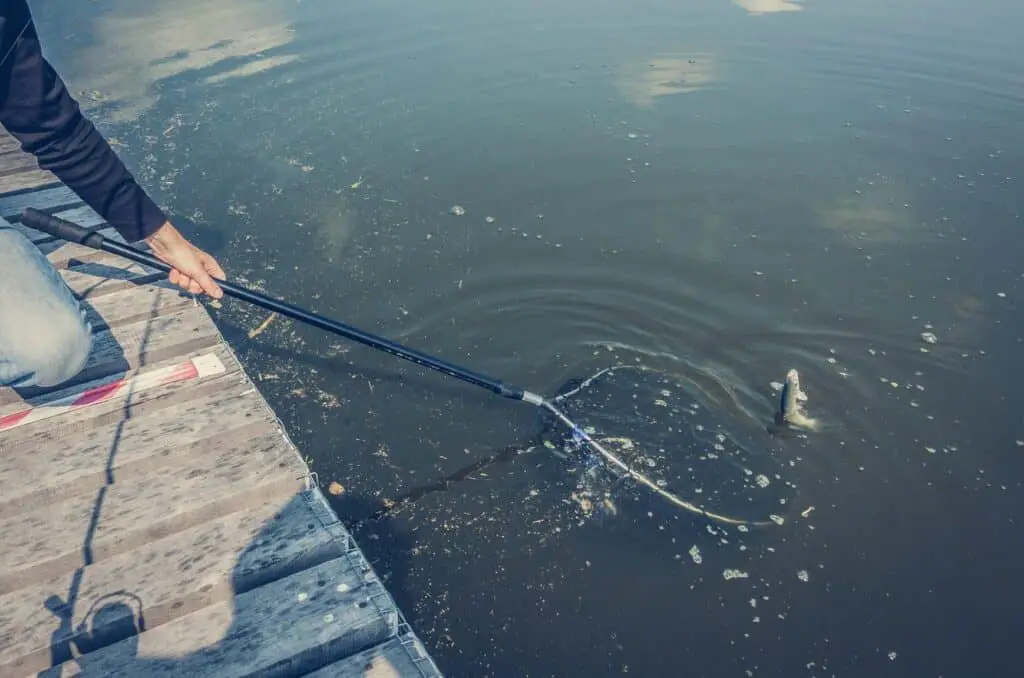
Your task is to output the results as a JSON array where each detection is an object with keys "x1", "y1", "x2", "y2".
[
  {"x1": 83, "y1": 282, "x2": 195, "y2": 333},
  {"x1": 0, "y1": 134, "x2": 21, "y2": 154},
  {"x1": 305, "y1": 636, "x2": 440, "y2": 678},
  {"x1": 0, "y1": 339, "x2": 243, "y2": 445},
  {"x1": 0, "y1": 167, "x2": 58, "y2": 195},
  {"x1": 0, "y1": 319, "x2": 234, "y2": 413},
  {"x1": 0, "y1": 370, "x2": 273, "y2": 518},
  {"x1": 6, "y1": 304, "x2": 224, "y2": 404},
  {"x1": 52, "y1": 204, "x2": 106, "y2": 228},
  {"x1": 46, "y1": 554, "x2": 394, "y2": 678},
  {"x1": 0, "y1": 427, "x2": 305, "y2": 595},
  {"x1": 0, "y1": 184, "x2": 83, "y2": 219},
  {"x1": 61, "y1": 250, "x2": 163, "y2": 300},
  {"x1": 0, "y1": 152, "x2": 42, "y2": 178},
  {"x1": 0, "y1": 182, "x2": 80, "y2": 219},
  {"x1": 0, "y1": 491, "x2": 348, "y2": 678},
  {"x1": 73, "y1": 303, "x2": 223, "y2": 386}
]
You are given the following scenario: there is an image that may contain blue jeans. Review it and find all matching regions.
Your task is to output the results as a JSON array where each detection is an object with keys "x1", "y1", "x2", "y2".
[{"x1": 0, "y1": 224, "x2": 92, "y2": 388}]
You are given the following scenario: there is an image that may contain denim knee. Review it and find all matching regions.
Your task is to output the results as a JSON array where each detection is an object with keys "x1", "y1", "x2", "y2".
[
  {"x1": 0, "y1": 227, "x2": 93, "y2": 389},
  {"x1": 16, "y1": 310, "x2": 93, "y2": 388}
]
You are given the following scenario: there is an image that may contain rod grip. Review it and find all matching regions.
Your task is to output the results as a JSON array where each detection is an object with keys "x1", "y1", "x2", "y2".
[{"x1": 20, "y1": 208, "x2": 102, "y2": 247}]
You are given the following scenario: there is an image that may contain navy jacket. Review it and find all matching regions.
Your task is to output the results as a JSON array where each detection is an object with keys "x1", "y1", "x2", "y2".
[{"x1": 0, "y1": 0, "x2": 166, "y2": 242}]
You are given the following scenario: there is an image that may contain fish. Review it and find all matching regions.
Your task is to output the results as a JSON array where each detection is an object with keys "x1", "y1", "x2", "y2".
[{"x1": 774, "y1": 369, "x2": 819, "y2": 432}]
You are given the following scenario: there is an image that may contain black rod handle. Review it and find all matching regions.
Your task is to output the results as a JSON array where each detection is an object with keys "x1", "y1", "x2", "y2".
[
  {"x1": 21, "y1": 207, "x2": 103, "y2": 247},
  {"x1": 19, "y1": 208, "x2": 527, "y2": 401}
]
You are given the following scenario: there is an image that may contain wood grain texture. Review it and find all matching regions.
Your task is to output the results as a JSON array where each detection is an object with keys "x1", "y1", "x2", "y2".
[
  {"x1": 0, "y1": 492, "x2": 347, "y2": 677},
  {"x1": 83, "y1": 283, "x2": 196, "y2": 333},
  {"x1": 0, "y1": 151, "x2": 43, "y2": 178},
  {"x1": 0, "y1": 183, "x2": 81, "y2": 219},
  {"x1": 0, "y1": 134, "x2": 20, "y2": 154},
  {"x1": 0, "y1": 340, "x2": 240, "y2": 427},
  {"x1": 11, "y1": 304, "x2": 226, "y2": 401},
  {"x1": 61, "y1": 251, "x2": 163, "y2": 300},
  {"x1": 0, "y1": 176, "x2": 443, "y2": 678},
  {"x1": 305, "y1": 636, "x2": 440, "y2": 678},
  {"x1": 0, "y1": 368, "x2": 257, "y2": 527},
  {"x1": 0, "y1": 427, "x2": 306, "y2": 595},
  {"x1": 47, "y1": 554, "x2": 394, "y2": 678},
  {"x1": 0, "y1": 168, "x2": 58, "y2": 195}
]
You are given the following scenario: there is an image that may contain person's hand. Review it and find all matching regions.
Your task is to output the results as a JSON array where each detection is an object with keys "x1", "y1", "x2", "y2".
[{"x1": 144, "y1": 221, "x2": 225, "y2": 299}]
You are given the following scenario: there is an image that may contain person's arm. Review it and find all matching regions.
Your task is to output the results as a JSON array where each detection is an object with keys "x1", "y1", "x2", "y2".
[
  {"x1": 0, "y1": 0, "x2": 224, "y2": 298},
  {"x1": 0, "y1": 0, "x2": 164, "y2": 242}
]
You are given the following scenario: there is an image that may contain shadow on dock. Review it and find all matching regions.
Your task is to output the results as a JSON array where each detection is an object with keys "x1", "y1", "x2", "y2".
[
  {"x1": 2, "y1": 285, "x2": 436, "y2": 676},
  {"x1": 34, "y1": 491, "x2": 422, "y2": 677}
]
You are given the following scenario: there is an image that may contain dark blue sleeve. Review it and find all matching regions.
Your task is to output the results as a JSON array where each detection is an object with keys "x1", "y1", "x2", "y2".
[{"x1": 0, "y1": 0, "x2": 167, "y2": 242}]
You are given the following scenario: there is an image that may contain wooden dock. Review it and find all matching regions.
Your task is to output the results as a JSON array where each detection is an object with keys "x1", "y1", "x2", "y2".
[{"x1": 0, "y1": 132, "x2": 444, "y2": 677}]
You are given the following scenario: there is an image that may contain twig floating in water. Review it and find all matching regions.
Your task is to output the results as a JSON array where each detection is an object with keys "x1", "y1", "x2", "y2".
[{"x1": 248, "y1": 312, "x2": 278, "y2": 339}]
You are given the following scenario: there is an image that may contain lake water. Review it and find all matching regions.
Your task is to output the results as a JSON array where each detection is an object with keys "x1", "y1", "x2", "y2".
[{"x1": 39, "y1": 0, "x2": 1023, "y2": 675}]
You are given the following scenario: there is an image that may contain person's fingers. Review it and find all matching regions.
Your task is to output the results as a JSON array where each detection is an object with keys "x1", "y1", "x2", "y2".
[
  {"x1": 154, "y1": 236, "x2": 224, "y2": 298},
  {"x1": 200, "y1": 251, "x2": 227, "y2": 281},
  {"x1": 191, "y1": 264, "x2": 222, "y2": 298},
  {"x1": 168, "y1": 268, "x2": 200, "y2": 295}
]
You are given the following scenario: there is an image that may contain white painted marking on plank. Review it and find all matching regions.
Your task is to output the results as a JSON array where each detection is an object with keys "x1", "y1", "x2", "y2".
[{"x1": 0, "y1": 353, "x2": 227, "y2": 432}]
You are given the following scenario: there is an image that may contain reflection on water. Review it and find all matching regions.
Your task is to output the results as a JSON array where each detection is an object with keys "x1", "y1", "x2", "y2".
[
  {"x1": 615, "y1": 53, "x2": 718, "y2": 108},
  {"x1": 62, "y1": 0, "x2": 297, "y2": 122},
  {"x1": 733, "y1": 0, "x2": 807, "y2": 14},
  {"x1": 817, "y1": 174, "x2": 921, "y2": 245},
  {"x1": 36, "y1": 0, "x2": 1024, "y2": 676}
]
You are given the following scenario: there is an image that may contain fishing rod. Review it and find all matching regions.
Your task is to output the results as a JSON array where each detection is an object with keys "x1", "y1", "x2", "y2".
[{"x1": 20, "y1": 207, "x2": 757, "y2": 526}]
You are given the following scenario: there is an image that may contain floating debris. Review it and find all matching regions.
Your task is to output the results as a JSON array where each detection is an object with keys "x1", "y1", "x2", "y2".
[
  {"x1": 450, "y1": 205, "x2": 466, "y2": 216},
  {"x1": 485, "y1": 216, "x2": 495, "y2": 223},
  {"x1": 723, "y1": 569, "x2": 749, "y2": 580},
  {"x1": 796, "y1": 569, "x2": 809, "y2": 582},
  {"x1": 921, "y1": 331, "x2": 938, "y2": 344},
  {"x1": 328, "y1": 481, "x2": 345, "y2": 496},
  {"x1": 689, "y1": 545, "x2": 702, "y2": 564},
  {"x1": 248, "y1": 312, "x2": 278, "y2": 339}
]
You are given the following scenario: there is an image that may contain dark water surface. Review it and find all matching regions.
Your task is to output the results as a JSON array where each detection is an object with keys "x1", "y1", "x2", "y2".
[{"x1": 38, "y1": 0, "x2": 1023, "y2": 675}]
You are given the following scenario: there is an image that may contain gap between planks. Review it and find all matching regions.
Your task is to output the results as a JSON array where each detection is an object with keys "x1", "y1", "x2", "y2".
[
  {"x1": 0, "y1": 491, "x2": 350, "y2": 678},
  {"x1": 0, "y1": 421, "x2": 307, "y2": 595},
  {"x1": 0, "y1": 303, "x2": 225, "y2": 409}
]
